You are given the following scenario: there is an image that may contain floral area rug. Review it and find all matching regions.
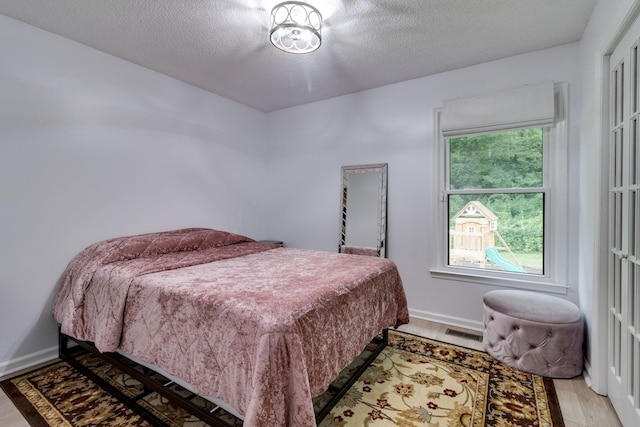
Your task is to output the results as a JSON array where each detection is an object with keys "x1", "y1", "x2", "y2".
[
  {"x1": 0, "y1": 330, "x2": 563, "y2": 427},
  {"x1": 320, "y1": 331, "x2": 563, "y2": 427}
]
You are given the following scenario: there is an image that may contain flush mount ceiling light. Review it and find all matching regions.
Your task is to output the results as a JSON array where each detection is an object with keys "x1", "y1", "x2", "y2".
[{"x1": 270, "y1": 1, "x2": 322, "y2": 54}]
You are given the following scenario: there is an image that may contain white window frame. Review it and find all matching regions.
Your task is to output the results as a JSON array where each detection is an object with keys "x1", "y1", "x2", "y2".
[{"x1": 430, "y1": 83, "x2": 569, "y2": 294}]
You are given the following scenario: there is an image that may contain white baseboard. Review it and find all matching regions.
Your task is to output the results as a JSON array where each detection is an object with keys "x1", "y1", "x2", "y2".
[
  {"x1": 408, "y1": 308, "x2": 484, "y2": 332},
  {"x1": 583, "y1": 358, "x2": 593, "y2": 387},
  {"x1": 0, "y1": 346, "x2": 58, "y2": 379},
  {"x1": 582, "y1": 358, "x2": 607, "y2": 396}
]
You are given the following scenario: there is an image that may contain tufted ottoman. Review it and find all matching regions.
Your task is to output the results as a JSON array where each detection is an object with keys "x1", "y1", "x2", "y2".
[{"x1": 482, "y1": 289, "x2": 584, "y2": 378}]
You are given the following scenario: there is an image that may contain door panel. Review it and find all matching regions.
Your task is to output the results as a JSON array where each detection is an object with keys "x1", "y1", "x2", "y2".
[{"x1": 608, "y1": 13, "x2": 640, "y2": 426}]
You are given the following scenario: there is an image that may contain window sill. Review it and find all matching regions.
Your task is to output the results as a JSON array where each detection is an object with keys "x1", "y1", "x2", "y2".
[{"x1": 429, "y1": 268, "x2": 569, "y2": 295}]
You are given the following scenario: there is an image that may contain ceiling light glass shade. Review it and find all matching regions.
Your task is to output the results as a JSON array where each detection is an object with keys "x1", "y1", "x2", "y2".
[{"x1": 270, "y1": 2, "x2": 322, "y2": 54}]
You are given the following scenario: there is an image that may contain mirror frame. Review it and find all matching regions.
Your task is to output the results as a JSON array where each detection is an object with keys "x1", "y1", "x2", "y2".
[{"x1": 339, "y1": 163, "x2": 388, "y2": 257}]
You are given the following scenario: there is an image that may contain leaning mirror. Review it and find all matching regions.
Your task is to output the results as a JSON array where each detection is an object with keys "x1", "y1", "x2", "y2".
[{"x1": 339, "y1": 163, "x2": 388, "y2": 257}]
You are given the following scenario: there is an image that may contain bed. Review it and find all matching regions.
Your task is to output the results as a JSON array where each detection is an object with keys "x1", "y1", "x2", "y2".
[{"x1": 53, "y1": 228, "x2": 409, "y2": 427}]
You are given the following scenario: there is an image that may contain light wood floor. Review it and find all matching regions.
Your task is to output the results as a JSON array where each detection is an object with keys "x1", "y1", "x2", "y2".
[{"x1": 0, "y1": 318, "x2": 623, "y2": 426}]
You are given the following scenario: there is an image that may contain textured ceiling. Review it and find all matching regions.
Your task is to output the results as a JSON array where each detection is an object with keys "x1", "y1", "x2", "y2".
[{"x1": 0, "y1": 0, "x2": 597, "y2": 112}]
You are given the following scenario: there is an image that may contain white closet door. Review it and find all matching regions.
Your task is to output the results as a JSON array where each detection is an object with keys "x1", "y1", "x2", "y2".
[{"x1": 608, "y1": 11, "x2": 640, "y2": 426}]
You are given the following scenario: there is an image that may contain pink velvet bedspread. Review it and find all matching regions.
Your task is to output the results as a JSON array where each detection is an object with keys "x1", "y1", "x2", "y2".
[{"x1": 53, "y1": 228, "x2": 409, "y2": 427}]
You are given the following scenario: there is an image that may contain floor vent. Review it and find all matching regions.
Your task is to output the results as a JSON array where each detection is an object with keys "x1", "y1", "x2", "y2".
[{"x1": 445, "y1": 328, "x2": 483, "y2": 342}]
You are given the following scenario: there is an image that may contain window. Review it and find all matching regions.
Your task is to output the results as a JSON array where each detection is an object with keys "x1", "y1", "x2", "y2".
[
  {"x1": 432, "y1": 83, "x2": 569, "y2": 292},
  {"x1": 447, "y1": 129, "x2": 545, "y2": 274}
]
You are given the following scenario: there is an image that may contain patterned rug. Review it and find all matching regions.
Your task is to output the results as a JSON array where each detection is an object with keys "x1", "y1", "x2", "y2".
[{"x1": 1, "y1": 330, "x2": 564, "y2": 426}]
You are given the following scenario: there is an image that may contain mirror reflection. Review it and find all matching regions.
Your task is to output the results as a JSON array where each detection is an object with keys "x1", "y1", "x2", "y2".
[{"x1": 339, "y1": 163, "x2": 388, "y2": 257}]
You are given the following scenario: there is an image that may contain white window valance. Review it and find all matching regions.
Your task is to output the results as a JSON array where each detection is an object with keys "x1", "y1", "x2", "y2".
[{"x1": 441, "y1": 82, "x2": 556, "y2": 137}]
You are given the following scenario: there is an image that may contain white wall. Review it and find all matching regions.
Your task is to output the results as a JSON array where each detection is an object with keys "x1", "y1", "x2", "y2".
[
  {"x1": 0, "y1": 15, "x2": 269, "y2": 375},
  {"x1": 577, "y1": 0, "x2": 637, "y2": 394},
  {"x1": 267, "y1": 43, "x2": 581, "y2": 330}
]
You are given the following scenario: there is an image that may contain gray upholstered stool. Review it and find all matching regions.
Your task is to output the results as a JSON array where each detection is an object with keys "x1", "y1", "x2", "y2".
[{"x1": 482, "y1": 289, "x2": 584, "y2": 378}]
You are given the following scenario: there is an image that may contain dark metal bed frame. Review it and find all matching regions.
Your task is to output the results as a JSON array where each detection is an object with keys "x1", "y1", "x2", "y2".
[{"x1": 59, "y1": 328, "x2": 388, "y2": 426}]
